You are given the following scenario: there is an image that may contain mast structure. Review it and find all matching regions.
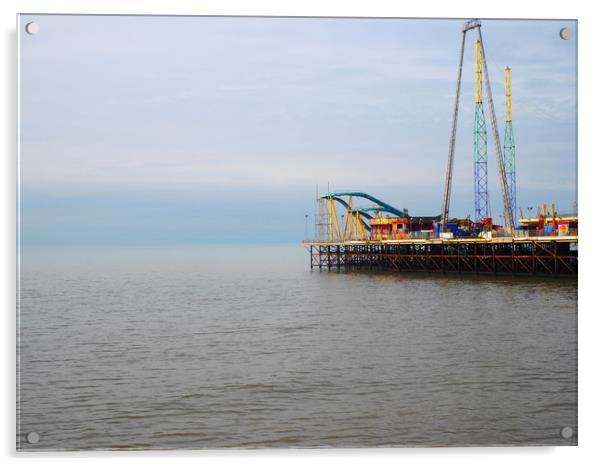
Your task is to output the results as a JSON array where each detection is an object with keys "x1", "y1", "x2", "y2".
[
  {"x1": 440, "y1": 20, "x2": 474, "y2": 228},
  {"x1": 503, "y1": 66, "x2": 517, "y2": 226},
  {"x1": 441, "y1": 19, "x2": 515, "y2": 232},
  {"x1": 473, "y1": 40, "x2": 490, "y2": 220}
]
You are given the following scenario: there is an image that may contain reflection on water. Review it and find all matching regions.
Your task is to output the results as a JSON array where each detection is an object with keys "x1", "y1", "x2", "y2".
[{"x1": 17, "y1": 245, "x2": 577, "y2": 450}]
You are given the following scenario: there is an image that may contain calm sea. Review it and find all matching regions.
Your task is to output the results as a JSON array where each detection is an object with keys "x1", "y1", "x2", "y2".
[{"x1": 17, "y1": 245, "x2": 577, "y2": 450}]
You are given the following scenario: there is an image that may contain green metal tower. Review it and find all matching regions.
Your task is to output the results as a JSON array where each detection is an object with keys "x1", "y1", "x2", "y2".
[{"x1": 473, "y1": 40, "x2": 489, "y2": 221}]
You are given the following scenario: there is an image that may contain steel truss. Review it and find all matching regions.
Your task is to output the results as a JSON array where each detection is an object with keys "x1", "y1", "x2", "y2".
[{"x1": 308, "y1": 240, "x2": 577, "y2": 276}]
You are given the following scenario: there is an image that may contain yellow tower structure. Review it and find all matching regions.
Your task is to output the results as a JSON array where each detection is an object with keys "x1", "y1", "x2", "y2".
[
  {"x1": 504, "y1": 66, "x2": 512, "y2": 122},
  {"x1": 474, "y1": 40, "x2": 483, "y2": 104}
]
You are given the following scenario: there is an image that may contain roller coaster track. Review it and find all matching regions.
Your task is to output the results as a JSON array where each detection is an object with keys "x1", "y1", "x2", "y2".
[{"x1": 321, "y1": 192, "x2": 406, "y2": 218}]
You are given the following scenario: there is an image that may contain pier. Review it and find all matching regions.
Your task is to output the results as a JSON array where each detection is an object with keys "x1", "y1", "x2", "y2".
[{"x1": 303, "y1": 19, "x2": 577, "y2": 278}]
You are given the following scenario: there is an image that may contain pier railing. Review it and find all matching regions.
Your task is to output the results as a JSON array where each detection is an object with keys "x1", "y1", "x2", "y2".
[
  {"x1": 495, "y1": 228, "x2": 578, "y2": 238},
  {"x1": 306, "y1": 228, "x2": 578, "y2": 243}
]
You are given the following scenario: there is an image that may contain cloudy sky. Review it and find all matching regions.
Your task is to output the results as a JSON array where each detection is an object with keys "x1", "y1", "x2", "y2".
[{"x1": 19, "y1": 15, "x2": 577, "y2": 246}]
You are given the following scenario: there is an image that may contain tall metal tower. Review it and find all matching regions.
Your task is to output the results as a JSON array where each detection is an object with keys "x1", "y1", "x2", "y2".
[
  {"x1": 473, "y1": 40, "x2": 489, "y2": 220},
  {"x1": 503, "y1": 66, "x2": 517, "y2": 225}
]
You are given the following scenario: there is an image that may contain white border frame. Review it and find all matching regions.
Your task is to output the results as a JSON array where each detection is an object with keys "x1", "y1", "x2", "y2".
[{"x1": 3, "y1": 1, "x2": 600, "y2": 465}]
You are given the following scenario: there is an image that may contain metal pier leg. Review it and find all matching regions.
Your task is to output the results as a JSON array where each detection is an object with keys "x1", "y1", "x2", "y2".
[{"x1": 554, "y1": 241, "x2": 559, "y2": 276}]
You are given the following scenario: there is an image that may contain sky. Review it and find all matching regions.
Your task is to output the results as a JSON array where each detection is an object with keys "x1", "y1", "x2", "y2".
[{"x1": 18, "y1": 15, "x2": 577, "y2": 246}]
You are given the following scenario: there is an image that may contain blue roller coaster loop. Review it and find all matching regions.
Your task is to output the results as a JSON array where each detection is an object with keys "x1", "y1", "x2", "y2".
[{"x1": 321, "y1": 192, "x2": 406, "y2": 218}]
